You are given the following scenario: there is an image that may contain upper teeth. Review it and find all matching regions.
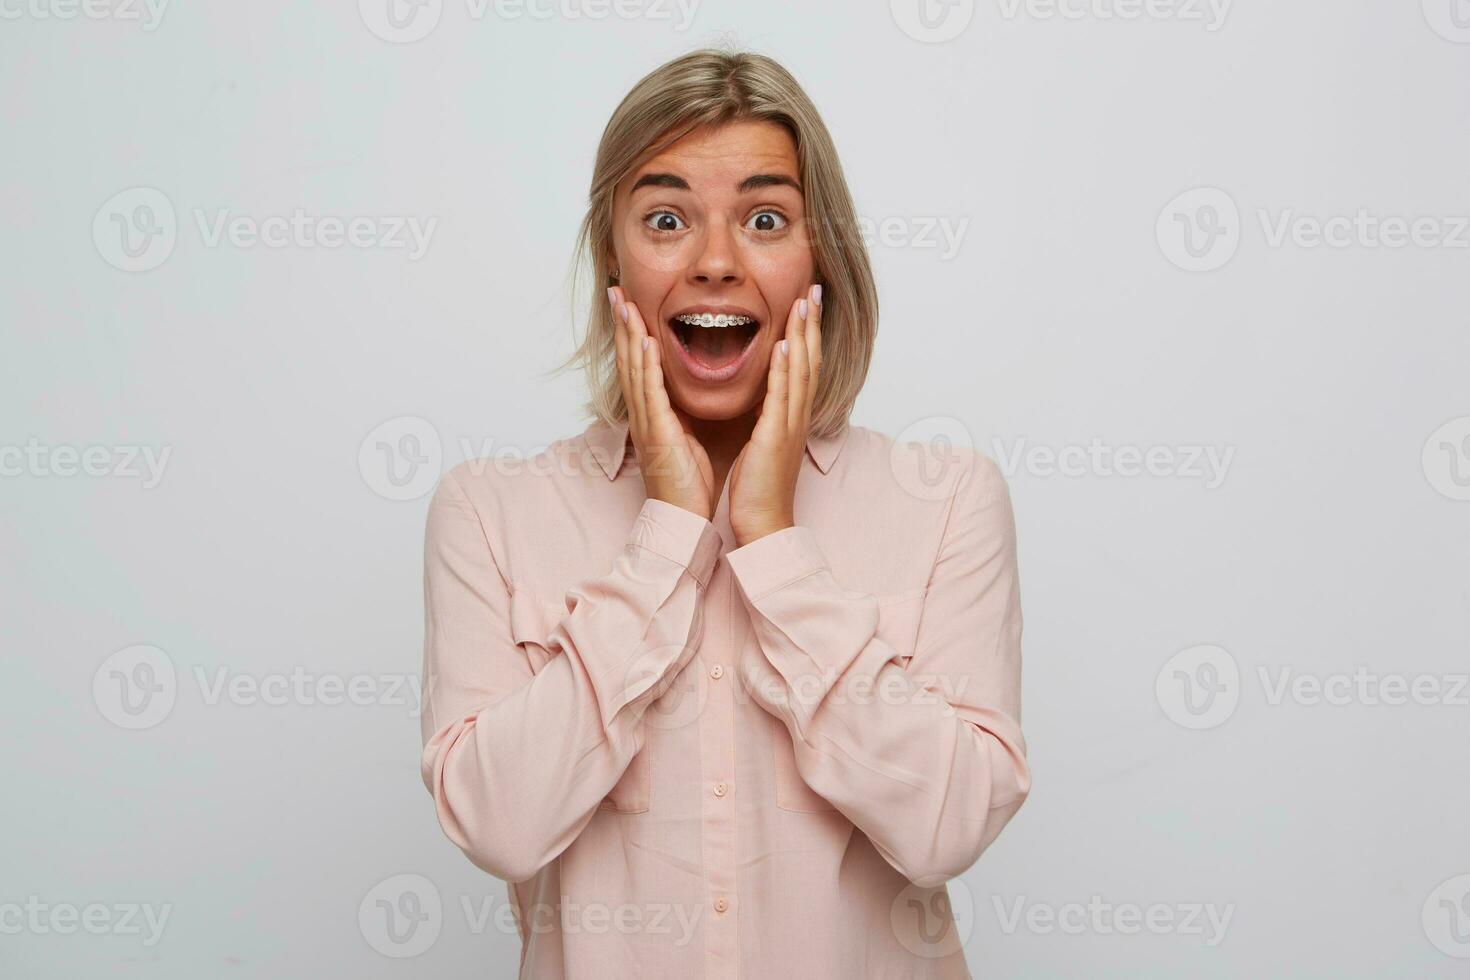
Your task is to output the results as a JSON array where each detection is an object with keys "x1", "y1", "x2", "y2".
[{"x1": 675, "y1": 313, "x2": 754, "y2": 329}]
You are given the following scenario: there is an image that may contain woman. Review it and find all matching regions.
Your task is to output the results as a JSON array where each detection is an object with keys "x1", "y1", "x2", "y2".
[{"x1": 419, "y1": 48, "x2": 1031, "y2": 979}]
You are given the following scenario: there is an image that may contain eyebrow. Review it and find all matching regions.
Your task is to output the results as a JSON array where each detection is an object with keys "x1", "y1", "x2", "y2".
[{"x1": 630, "y1": 172, "x2": 803, "y2": 195}]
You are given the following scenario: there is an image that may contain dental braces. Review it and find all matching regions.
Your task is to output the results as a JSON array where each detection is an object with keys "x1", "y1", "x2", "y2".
[{"x1": 673, "y1": 313, "x2": 755, "y2": 329}]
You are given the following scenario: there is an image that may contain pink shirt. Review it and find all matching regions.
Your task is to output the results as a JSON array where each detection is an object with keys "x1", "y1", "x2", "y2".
[{"x1": 419, "y1": 417, "x2": 1030, "y2": 979}]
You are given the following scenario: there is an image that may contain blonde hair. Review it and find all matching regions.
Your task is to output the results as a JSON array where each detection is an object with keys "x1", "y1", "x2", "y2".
[{"x1": 550, "y1": 47, "x2": 878, "y2": 438}]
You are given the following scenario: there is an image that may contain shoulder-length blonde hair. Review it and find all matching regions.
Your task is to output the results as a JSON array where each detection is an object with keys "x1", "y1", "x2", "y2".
[{"x1": 550, "y1": 47, "x2": 877, "y2": 438}]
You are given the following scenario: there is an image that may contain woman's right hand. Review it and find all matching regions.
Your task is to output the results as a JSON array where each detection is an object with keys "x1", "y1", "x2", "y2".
[{"x1": 609, "y1": 286, "x2": 715, "y2": 520}]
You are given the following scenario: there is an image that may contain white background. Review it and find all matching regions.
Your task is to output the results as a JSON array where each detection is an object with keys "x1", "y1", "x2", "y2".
[{"x1": 3, "y1": 0, "x2": 1468, "y2": 976}]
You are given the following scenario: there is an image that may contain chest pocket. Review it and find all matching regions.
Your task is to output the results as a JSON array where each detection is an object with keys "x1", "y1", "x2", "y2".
[
  {"x1": 769, "y1": 588, "x2": 928, "y2": 813},
  {"x1": 509, "y1": 586, "x2": 652, "y2": 814}
]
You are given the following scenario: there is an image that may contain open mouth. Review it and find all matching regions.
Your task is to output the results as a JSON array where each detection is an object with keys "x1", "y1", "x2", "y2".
[{"x1": 668, "y1": 313, "x2": 761, "y2": 374}]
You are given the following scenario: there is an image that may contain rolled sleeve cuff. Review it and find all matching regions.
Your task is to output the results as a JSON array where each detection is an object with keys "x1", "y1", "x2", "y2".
[
  {"x1": 631, "y1": 497, "x2": 724, "y2": 591},
  {"x1": 724, "y1": 524, "x2": 828, "y2": 602}
]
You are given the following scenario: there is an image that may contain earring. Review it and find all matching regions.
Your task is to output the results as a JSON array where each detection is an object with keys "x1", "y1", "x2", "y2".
[{"x1": 610, "y1": 268, "x2": 620, "y2": 281}]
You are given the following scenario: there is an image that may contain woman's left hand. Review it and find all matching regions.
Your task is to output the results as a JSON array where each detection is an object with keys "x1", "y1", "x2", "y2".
[{"x1": 729, "y1": 283, "x2": 823, "y2": 548}]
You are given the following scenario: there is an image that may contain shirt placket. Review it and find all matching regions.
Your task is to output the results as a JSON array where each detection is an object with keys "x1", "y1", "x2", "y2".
[{"x1": 698, "y1": 549, "x2": 738, "y2": 980}]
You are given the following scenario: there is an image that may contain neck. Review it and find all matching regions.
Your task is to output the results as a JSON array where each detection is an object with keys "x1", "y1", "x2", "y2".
[{"x1": 675, "y1": 406, "x2": 759, "y2": 491}]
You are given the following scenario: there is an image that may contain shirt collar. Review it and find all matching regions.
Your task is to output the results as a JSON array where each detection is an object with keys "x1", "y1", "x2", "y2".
[{"x1": 582, "y1": 416, "x2": 850, "y2": 481}]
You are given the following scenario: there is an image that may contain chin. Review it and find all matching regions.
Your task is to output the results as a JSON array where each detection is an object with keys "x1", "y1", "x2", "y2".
[{"x1": 668, "y1": 383, "x2": 761, "y2": 422}]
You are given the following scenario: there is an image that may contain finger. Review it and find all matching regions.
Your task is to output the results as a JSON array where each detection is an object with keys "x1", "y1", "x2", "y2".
[
  {"x1": 629, "y1": 300, "x2": 661, "y2": 439},
  {"x1": 625, "y1": 299, "x2": 646, "y2": 439},
  {"x1": 785, "y1": 292, "x2": 808, "y2": 432},
  {"x1": 632, "y1": 302, "x2": 676, "y2": 467},
  {"x1": 610, "y1": 285, "x2": 629, "y2": 414},
  {"x1": 638, "y1": 304, "x2": 675, "y2": 425},
  {"x1": 803, "y1": 283, "x2": 822, "y2": 426},
  {"x1": 759, "y1": 324, "x2": 790, "y2": 439}
]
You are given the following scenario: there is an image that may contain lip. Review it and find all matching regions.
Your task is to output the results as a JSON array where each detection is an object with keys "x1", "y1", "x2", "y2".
[{"x1": 664, "y1": 304, "x2": 764, "y2": 383}]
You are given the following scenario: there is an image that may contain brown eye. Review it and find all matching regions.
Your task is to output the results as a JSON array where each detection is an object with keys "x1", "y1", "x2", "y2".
[
  {"x1": 747, "y1": 210, "x2": 787, "y2": 233},
  {"x1": 644, "y1": 211, "x2": 685, "y2": 233}
]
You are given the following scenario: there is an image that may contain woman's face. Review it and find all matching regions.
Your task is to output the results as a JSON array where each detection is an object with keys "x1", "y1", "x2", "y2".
[{"x1": 608, "y1": 119, "x2": 814, "y2": 422}]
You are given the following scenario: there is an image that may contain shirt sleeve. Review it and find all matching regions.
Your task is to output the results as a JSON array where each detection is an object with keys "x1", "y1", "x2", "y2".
[
  {"x1": 419, "y1": 469, "x2": 723, "y2": 883},
  {"x1": 723, "y1": 450, "x2": 1031, "y2": 887}
]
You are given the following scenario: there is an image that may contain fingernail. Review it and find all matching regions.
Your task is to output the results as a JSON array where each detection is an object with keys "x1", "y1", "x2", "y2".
[
  {"x1": 799, "y1": 298, "x2": 808, "y2": 319},
  {"x1": 606, "y1": 286, "x2": 616, "y2": 305},
  {"x1": 780, "y1": 339, "x2": 789, "y2": 357},
  {"x1": 642, "y1": 336, "x2": 649, "y2": 350},
  {"x1": 618, "y1": 303, "x2": 628, "y2": 322},
  {"x1": 812, "y1": 284, "x2": 822, "y2": 307}
]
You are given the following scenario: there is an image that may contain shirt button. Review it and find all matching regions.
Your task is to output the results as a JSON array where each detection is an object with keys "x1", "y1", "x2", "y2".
[
  {"x1": 713, "y1": 781, "x2": 728, "y2": 798},
  {"x1": 714, "y1": 898, "x2": 729, "y2": 913},
  {"x1": 710, "y1": 664, "x2": 724, "y2": 679}
]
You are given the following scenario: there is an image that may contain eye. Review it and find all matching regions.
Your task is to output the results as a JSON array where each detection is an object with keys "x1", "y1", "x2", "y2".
[
  {"x1": 747, "y1": 210, "x2": 788, "y2": 233},
  {"x1": 643, "y1": 211, "x2": 686, "y2": 234}
]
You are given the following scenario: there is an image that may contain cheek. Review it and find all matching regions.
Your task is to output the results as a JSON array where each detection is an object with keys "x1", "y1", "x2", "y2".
[
  {"x1": 617, "y1": 215, "x2": 688, "y2": 277},
  {"x1": 617, "y1": 253, "x2": 678, "y2": 310},
  {"x1": 745, "y1": 248, "x2": 813, "y2": 316}
]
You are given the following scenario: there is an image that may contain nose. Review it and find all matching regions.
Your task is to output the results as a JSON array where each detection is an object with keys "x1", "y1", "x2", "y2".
[{"x1": 687, "y1": 217, "x2": 743, "y2": 285}]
